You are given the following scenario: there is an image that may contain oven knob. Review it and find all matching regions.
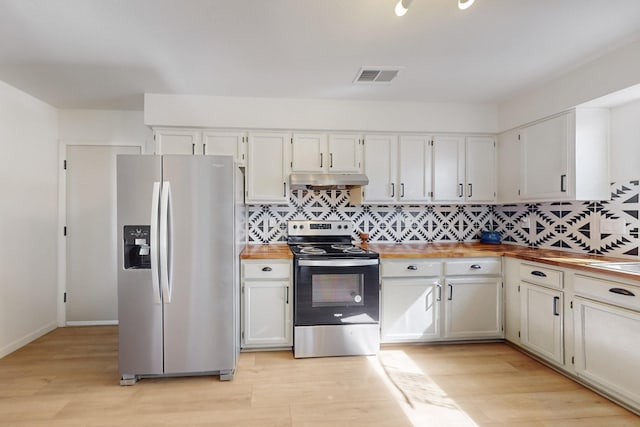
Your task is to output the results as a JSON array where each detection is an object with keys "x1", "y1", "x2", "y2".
[
  {"x1": 337, "y1": 225, "x2": 342, "y2": 229},
  {"x1": 293, "y1": 225, "x2": 298, "y2": 229},
  {"x1": 354, "y1": 295, "x2": 362, "y2": 303},
  {"x1": 300, "y1": 225, "x2": 304, "y2": 229}
]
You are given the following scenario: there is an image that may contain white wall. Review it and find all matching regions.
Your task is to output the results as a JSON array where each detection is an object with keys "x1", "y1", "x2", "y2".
[
  {"x1": 0, "y1": 80, "x2": 59, "y2": 358},
  {"x1": 144, "y1": 94, "x2": 498, "y2": 134},
  {"x1": 59, "y1": 109, "x2": 151, "y2": 150},
  {"x1": 499, "y1": 38, "x2": 640, "y2": 131},
  {"x1": 610, "y1": 99, "x2": 640, "y2": 183},
  {"x1": 57, "y1": 109, "x2": 150, "y2": 325}
]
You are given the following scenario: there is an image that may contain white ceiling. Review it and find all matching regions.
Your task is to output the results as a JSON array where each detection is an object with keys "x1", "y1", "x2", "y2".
[{"x1": 1, "y1": 0, "x2": 640, "y2": 110}]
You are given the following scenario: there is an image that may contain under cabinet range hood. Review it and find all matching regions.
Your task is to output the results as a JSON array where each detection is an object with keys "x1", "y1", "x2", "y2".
[{"x1": 289, "y1": 173, "x2": 369, "y2": 190}]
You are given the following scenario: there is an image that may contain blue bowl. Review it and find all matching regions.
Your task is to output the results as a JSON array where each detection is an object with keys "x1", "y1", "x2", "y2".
[{"x1": 480, "y1": 231, "x2": 501, "y2": 244}]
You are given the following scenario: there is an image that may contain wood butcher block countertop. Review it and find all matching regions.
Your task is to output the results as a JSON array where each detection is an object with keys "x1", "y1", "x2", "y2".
[{"x1": 241, "y1": 242, "x2": 640, "y2": 282}]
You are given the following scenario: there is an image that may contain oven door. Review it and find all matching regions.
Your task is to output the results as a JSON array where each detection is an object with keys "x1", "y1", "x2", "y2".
[{"x1": 294, "y1": 258, "x2": 379, "y2": 326}]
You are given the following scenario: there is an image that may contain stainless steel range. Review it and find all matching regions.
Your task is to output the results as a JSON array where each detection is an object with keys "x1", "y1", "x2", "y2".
[{"x1": 288, "y1": 220, "x2": 380, "y2": 358}]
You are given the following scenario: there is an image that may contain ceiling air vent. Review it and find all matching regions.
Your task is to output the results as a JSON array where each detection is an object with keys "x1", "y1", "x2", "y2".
[{"x1": 353, "y1": 66, "x2": 403, "y2": 84}]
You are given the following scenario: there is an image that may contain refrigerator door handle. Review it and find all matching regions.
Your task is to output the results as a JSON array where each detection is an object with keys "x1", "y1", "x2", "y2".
[
  {"x1": 150, "y1": 182, "x2": 162, "y2": 304},
  {"x1": 160, "y1": 181, "x2": 173, "y2": 304}
]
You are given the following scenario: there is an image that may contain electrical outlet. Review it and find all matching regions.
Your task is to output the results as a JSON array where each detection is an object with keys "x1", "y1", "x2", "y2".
[
  {"x1": 519, "y1": 216, "x2": 531, "y2": 228},
  {"x1": 600, "y1": 218, "x2": 626, "y2": 235}
]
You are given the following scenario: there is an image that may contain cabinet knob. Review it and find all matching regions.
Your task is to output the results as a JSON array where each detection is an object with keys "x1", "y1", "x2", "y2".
[
  {"x1": 407, "y1": 265, "x2": 418, "y2": 270},
  {"x1": 470, "y1": 264, "x2": 482, "y2": 269},
  {"x1": 262, "y1": 266, "x2": 272, "y2": 272}
]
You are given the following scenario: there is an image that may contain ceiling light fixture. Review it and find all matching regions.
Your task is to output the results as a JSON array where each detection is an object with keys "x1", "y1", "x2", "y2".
[
  {"x1": 458, "y1": 0, "x2": 475, "y2": 10},
  {"x1": 395, "y1": 0, "x2": 476, "y2": 16},
  {"x1": 394, "y1": 0, "x2": 413, "y2": 17}
]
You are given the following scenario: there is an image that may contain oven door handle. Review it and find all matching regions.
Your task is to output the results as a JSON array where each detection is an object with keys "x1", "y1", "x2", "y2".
[{"x1": 297, "y1": 259, "x2": 379, "y2": 267}]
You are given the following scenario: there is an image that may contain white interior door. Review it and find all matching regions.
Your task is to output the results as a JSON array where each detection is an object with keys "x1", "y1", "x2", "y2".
[{"x1": 66, "y1": 145, "x2": 140, "y2": 324}]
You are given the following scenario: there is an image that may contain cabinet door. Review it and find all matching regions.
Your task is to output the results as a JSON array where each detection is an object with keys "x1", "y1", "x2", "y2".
[
  {"x1": 154, "y1": 129, "x2": 200, "y2": 155},
  {"x1": 465, "y1": 137, "x2": 496, "y2": 202},
  {"x1": 432, "y1": 136, "x2": 465, "y2": 202},
  {"x1": 520, "y1": 282, "x2": 563, "y2": 364},
  {"x1": 291, "y1": 133, "x2": 325, "y2": 172},
  {"x1": 242, "y1": 280, "x2": 292, "y2": 347},
  {"x1": 574, "y1": 297, "x2": 640, "y2": 407},
  {"x1": 398, "y1": 136, "x2": 431, "y2": 203},
  {"x1": 328, "y1": 134, "x2": 362, "y2": 173},
  {"x1": 444, "y1": 278, "x2": 502, "y2": 339},
  {"x1": 381, "y1": 278, "x2": 441, "y2": 343},
  {"x1": 246, "y1": 132, "x2": 289, "y2": 203},
  {"x1": 362, "y1": 135, "x2": 398, "y2": 203},
  {"x1": 202, "y1": 131, "x2": 246, "y2": 164},
  {"x1": 520, "y1": 113, "x2": 570, "y2": 200}
]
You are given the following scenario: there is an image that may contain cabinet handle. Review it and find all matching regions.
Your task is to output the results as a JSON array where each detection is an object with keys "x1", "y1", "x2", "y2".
[
  {"x1": 390, "y1": 183, "x2": 395, "y2": 198},
  {"x1": 553, "y1": 296, "x2": 560, "y2": 316},
  {"x1": 448, "y1": 284, "x2": 453, "y2": 301},
  {"x1": 609, "y1": 287, "x2": 635, "y2": 297},
  {"x1": 202, "y1": 143, "x2": 206, "y2": 155},
  {"x1": 470, "y1": 264, "x2": 482, "y2": 269},
  {"x1": 330, "y1": 153, "x2": 334, "y2": 168},
  {"x1": 262, "y1": 266, "x2": 272, "y2": 272},
  {"x1": 283, "y1": 182, "x2": 287, "y2": 197},
  {"x1": 458, "y1": 183, "x2": 463, "y2": 198},
  {"x1": 401, "y1": 183, "x2": 405, "y2": 198},
  {"x1": 407, "y1": 265, "x2": 418, "y2": 270},
  {"x1": 436, "y1": 284, "x2": 442, "y2": 302},
  {"x1": 285, "y1": 287, "x2": 289, "y2": 304},
  {"x1": 560, "y1": 174, "x2": 567, "y2": 192},
  {"x1": 192, "y1": 142, "x2": 196, "y2": 155},
  {"x1": 468, "y1": 183, "x2": 473, "y2": 198},
  {"x1": 531, "y1": 270, "x2": 547, "y2": 278},
  {"x1": 320, "y1": 152, "x2": 323, "y2": 168}
]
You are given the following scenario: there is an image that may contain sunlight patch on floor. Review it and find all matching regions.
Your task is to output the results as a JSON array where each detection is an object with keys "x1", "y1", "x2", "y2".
[{"x1": 369, "y1": 350, "x2": 479, "y2": 427}]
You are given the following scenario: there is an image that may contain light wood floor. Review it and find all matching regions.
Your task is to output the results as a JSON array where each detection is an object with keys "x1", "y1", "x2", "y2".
[{"x1": 0, "y1": 327, "x2": 638, "y2": 426}]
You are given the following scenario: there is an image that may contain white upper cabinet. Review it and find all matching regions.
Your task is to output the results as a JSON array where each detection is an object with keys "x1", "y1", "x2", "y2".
[
  {"x1": 154, "y1": 128, "x2": 246, "y2": 165},
  {"x1": 433, "y1": 136, "x2": 496, "y2": 203},
  {"x1": 519, "y1": 108, "x2": 609, "y2": 202},
  {"x1": 466, "y1": 137, "x2": 496, "y2": 202},
  {"x1": 290, "y1": 133, "x2": 362, "y2": 174},
  {"x1": 359, "y1": 134, "x2": 432, "y2": 204},
  {"x1": 153, "y1": 128, "x2": 200, "y2": 155},
  {"x1": 398, "y1": 135, "x2": 432, "y2": 203},
  {"x1": 202, "y1": 131, "x2": 247, "y2": 165},
  {"x1": 328, "y1": 134, "x2": 362, "y2": 173},
  {"x1": 361, "y1": 134, "x2": 398, "y2": 203},
  {"x1": 246, "y1": 132, "x2": 290, "y2": 204}
]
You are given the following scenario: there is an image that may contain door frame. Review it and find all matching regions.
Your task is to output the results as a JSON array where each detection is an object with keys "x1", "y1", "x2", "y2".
[{"x1": 57, "y1": 140, "x2": 146, "y2": 326}]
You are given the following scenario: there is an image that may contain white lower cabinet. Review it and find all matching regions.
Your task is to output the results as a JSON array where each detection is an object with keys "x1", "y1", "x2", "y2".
[
  {"x1": 241, "y1": 260, "x2": 292, "y2": 348},
  {"x1": 380, "y1": 258, "x2": 502, "y2": 343},
  {"x1": 381, "y1": 278, "x2": 442, "y2": 342},
  {"x1": 520, "y1": 282, "x2": 564, "y2": 364},
  {"x1": 573, "y1": 274, "x2": 640, "y2": 412},
  {"x1": 444, "y1": 277, "x2": 502, "y2": 339}
]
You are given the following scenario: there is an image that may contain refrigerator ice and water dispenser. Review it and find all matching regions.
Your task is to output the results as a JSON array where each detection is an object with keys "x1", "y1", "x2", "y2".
[{"x1": 123, "y1": 225, "x2": 151, "y2": 269}]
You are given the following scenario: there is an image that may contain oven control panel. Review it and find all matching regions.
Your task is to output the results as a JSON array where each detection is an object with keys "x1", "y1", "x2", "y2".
[{"x1": 288, "y1": 220, "x2": 353, "y2": 237}]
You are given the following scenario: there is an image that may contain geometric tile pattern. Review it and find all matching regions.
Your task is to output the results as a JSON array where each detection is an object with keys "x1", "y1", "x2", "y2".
[
  {"x1": 247, "y1": 189, "x2": 492, "y2": 244},
  {"x1": 494, "y1": 180, "x2": 640, "y2": 258},
  {"x1": 247, "y1": 181, "x2": 640, "y2": 259}
]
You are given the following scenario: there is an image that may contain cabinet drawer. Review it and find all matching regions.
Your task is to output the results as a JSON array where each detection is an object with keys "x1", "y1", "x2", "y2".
[
  {"x1": 519, "y1": 263, "x2": 563, "y2": 289},
  {"x1": 574, "y1": 274, "x2": 640, "y2": 312},
  {"x1": 445, "y1": 259, "x2": 501, "y2": 276},
  {"x1": 382, "y1": 260, "x2": 442, "y2": 278},
  {"x1": 243, "y1": 262, "x2": 290, "y2": 280}
]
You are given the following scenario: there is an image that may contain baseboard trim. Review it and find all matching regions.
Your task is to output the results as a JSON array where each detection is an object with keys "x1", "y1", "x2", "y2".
[
  {"x1": 65, "y1": 320, "x2": 119, "y2": 326},
  {"x1": 0, "y1": 321, "x2": 58, "y2": 359}
]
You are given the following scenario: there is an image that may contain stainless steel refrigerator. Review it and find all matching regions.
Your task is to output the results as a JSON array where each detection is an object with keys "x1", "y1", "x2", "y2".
[{"x1": 116, "y1": 155, "x2": 244, "y2": 385}]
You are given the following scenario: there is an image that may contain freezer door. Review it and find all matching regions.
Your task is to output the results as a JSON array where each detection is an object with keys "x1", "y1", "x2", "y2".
[
  {"x1": 162, "y1": 155, "x2": 236, "y2": 374},
  {"x1": 117, "y1": 155, "x2": 163, "y2": 376}
]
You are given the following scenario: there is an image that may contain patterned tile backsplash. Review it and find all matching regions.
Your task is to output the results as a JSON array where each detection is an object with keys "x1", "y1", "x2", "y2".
[{"x1": 247, "y1": 180, "x2": 640, "y2": 258}]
